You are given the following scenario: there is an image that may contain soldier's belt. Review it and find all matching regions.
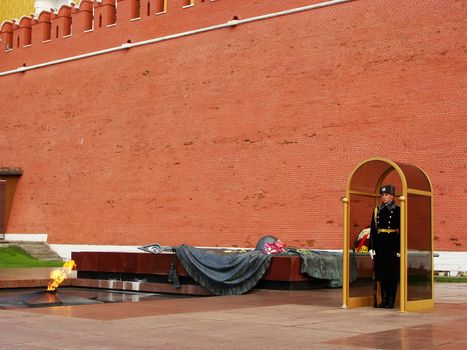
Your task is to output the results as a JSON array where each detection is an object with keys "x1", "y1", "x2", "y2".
[{"x1": 377, "y1": 229, "x2": 399, "y2": 233}]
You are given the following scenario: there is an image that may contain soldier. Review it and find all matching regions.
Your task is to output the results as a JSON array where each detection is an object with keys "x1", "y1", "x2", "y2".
[{"x1": 369, "y1": 185, "x2": 400, "y2": 309}]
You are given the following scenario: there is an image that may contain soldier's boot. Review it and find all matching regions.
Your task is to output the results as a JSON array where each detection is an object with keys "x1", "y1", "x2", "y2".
[
  {"x1": 378, "y1": 283, "x2": 388, "y2": 308},
  {"x1": 385, "y1": 297, "x2": 394, "y2": 309},
  {"x1": 385, "y1": 282, "x2": 396, "y2": 309}
]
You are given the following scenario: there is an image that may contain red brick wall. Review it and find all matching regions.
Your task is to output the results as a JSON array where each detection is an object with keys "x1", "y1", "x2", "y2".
[{"x1": 0, "y1": 0, "x2": 465, "y2": 251}]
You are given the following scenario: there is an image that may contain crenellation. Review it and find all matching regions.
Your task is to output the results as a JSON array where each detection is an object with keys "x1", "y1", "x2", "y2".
[
  {"x1": 94, "y1": 0, "x2": 117, "y2": 29},
  {"x1": 71, "y1": 0, "x2": 94, "y2": 33},
  {"x1": 0, "y1": 0, "x2": 216, "y2": 57},
  {"x1": 134, "y1": 0, "x2": 167, "y2": 19},
  {"x1": 0, "y1": 21, "x2": 14, "y2": 50},
  {"x1": 32, "y1": 11, "x2": 52, "y2": 44},
  {"x1": 12, "y1": 17, "x2": 32, "y2": 49},
  {"x1": 155, "y1": 0, "x2": 167, "y2": 14},
  {"x1": 166, "y1": 0, "x2": 193, "y2": 12},
  {"x1": 50, "y1": 5, "x2": 72, "y2": 39},
  {"x1": 0, "y1": 0, "x2": 324, "y2": 68},
  {"x1": 116, "y1": 0, "x2": 140, "y2": 22}
]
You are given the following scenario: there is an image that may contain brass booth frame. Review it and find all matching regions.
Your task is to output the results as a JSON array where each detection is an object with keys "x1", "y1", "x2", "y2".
[{"x1": 342, "y1": 157, "x2": 434, "y2": 312}]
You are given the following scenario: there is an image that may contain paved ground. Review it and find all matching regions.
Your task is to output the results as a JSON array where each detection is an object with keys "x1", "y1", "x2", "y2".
[{"x1": 0, "y1": 268, "x2": 466, "y2": 349}]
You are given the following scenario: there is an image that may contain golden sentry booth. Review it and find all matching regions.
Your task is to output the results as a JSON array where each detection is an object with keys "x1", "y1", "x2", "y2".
[{"x1": 342, "y1": 157, "x2": 434, "y2": 312}]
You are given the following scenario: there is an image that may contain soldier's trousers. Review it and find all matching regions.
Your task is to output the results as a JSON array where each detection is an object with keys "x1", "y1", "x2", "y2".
[{"x1": 381, "y1": 280, "x2": 397, "y2": 301}]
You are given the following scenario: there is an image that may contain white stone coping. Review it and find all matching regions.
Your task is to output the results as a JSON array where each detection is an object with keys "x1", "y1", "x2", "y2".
[{"x1": 3, "y1": 233, "x2": 48, "y2": 242}]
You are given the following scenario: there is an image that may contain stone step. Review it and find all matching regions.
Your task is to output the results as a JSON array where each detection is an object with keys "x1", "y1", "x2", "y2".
[{"x1": 0, "y1": 241, "x2": 63, "y2": 261}]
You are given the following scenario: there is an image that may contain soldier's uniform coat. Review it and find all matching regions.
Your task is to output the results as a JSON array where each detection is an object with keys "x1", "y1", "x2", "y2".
[{"x1": 370, "y1": 201, "x2": 400, "y2": 281}]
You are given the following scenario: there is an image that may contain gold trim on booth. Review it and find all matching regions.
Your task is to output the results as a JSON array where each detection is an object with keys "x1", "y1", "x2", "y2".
[
  {"x1": 399, "y1": 195, "x2": 407, "y2": 312},
  {"x1": 347, "y1": 296, "x2": 373, "y2": 308},
  {"x1": 341, "y1": 197, "x2": 349, "y2": 308},
  {"x1": 405, "y1": 299, "x2": 434, "y2": 312}
]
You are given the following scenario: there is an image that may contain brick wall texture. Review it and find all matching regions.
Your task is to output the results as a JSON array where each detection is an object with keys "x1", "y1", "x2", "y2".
[{"x1": 0, "y1": 0, "x2": 465, "y2": 251}]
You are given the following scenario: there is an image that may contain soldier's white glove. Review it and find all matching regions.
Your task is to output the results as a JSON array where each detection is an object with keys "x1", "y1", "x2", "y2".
[
  {"x1": 396, "y1": 253, "x2": 400, "y2": 258},
  {"x1": 369, "y1": 249, "x2": 376, "y2": 260}
]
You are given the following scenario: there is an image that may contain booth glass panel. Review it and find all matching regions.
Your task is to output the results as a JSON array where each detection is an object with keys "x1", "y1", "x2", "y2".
[
  {"x1": 407, "y1": 193, "x2": 432, "y2": 301},
  {"x1": 350, "y1": 161, "x2": 394, "y2": 194},
  {"x1": 396, "y1": 162, "x2": 431, "y2": 192},
  {"x1": 348, "y1": 194, "x2": 375, "y2": 297}
]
